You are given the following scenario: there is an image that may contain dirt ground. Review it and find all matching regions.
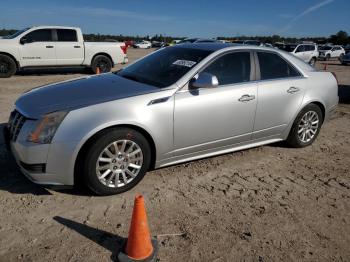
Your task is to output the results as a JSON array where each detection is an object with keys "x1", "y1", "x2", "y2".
[{"x1": 0, "y1": 48, "x2": 349, "y2": 262}]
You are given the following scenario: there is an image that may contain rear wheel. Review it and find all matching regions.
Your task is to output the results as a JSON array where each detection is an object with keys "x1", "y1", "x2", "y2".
[
  {"x1": 91, "y1": 55, "x2": 113, "y2": 74},
  {"x1": 83, "y1": 128, "x2": 151, "y2": 195},
  {"x1": 0, "y1": 54, "x2": 16, "y2": 78},
  {"x1": 286, "y1": 104, "x2": 323, "y2": 148}
]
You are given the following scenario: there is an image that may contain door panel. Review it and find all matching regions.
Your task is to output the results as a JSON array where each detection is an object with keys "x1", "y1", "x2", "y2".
[
  {"x1": 253, "y1": 78, "x2": 305, "y2": 139},
  {"x1": 19, "y1": 29, "x2": 56, "y2": 67},
  {"x1": 55, "y1": 29, "x2": 84, "y2": 65},
  {"x1": 174, "y1": 83, "x2": 257, "y2": 156}
]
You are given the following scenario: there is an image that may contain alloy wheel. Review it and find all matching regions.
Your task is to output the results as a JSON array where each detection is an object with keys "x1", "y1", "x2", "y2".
[
  {"x1": 297, "y1": 111, "x2": 319, "y2": 143},
  {"x1": 95, "y1": 140, "x2": 143, "y2": 188}
]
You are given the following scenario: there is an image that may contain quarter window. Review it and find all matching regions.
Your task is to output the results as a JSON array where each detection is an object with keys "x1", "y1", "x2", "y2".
[
  {"x1": 202, "y1": 52, "x2": 251, "y2": 85},
  {"x1": 57, "y1": 29, "x2": 78, "y2": 42},
  {"x1": 22, "y1": 29, "x2": 53, "y2": 42},
  {"x1": 257, "y1": 52, "x2": 301, "y2": 80}
]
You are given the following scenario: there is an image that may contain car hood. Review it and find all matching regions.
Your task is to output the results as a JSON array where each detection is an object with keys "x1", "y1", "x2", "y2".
[{"x1": 15, "y1": 73, "x2": 160, "y2": 119}]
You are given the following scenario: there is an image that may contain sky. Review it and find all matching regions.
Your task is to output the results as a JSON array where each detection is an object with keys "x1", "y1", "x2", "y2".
[{"x1": 1, "y1": 0, "x2": 349, "y2": 38}]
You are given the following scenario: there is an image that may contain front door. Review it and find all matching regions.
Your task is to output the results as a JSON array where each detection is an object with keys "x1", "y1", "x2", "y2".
[
  {"x1": 174, "y1": 51, "x2": 257, "y2": 157},
  {"x1": 19, "y1": 29, "x2": 56, "y2": 67}
]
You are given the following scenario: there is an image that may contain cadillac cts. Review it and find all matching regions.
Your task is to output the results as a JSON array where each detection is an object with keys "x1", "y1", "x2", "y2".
[{"x1": 4, "y1": 44, "x2": 338, "y2": 195}]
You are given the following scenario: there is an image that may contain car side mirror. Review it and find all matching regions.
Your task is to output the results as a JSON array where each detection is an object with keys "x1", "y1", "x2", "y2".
[
  {"x1": 189, "y1": 72, "x2": 219, "y2": 89},
  {"x1": 20, "y1": 38, "x2": 28, "y2": 45}
]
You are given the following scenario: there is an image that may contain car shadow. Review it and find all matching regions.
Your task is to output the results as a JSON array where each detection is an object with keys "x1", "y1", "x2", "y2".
[
  {"x1": 16, "y1": 67, "x2": 91, "y2": 76},
  {"x1": 339, "y1": 85, "x2": 350, "y2": 104},
  {"x1": 53, "y1": 216, "x2": 126, "y2": 261}
]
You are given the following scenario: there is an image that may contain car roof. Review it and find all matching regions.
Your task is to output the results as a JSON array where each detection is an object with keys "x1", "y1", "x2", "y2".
[{"x1": 173, "y1": 43, "x2": 279, "y2": 52}]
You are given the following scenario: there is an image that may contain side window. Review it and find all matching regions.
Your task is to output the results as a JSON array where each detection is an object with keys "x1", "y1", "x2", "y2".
[
  {"x1": 295, "y1": 45, "x2": 305, "y2": 53},
  {"x1": 202, "y1": 52, "x2": 251, "y2": 85},
  {"x1": 57, "y1": 29, "x2": 77, "y2": 42},
  {"x1": 257, "y1": 52, "x2": 301, "y2": 80},
  {"x1": 22, "y1": 29, "x2": 53, "y2": 43},
  {"x1": 309, "y1": 45, "x2": 315, "y2": 51}
]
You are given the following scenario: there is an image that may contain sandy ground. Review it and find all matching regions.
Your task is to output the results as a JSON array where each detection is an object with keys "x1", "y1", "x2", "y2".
[{"x1": 0, "y1": 48, "x2": 349, "y2": 262}]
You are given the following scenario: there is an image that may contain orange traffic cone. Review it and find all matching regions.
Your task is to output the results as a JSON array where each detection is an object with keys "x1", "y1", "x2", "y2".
[
  {"x1": 118, "y1": 194, "x2": 158, "y2": 262},
  {"x1": 96, "y1": 67, "x2": 101, "y2": 74}
]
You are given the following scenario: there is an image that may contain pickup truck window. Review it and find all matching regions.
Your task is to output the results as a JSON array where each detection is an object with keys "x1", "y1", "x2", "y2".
[
  {"x1": 57, "y1": 29, "x2": 78, "y2": 42},
  {"x1": 22, "y1": 29, "x2": 53, "y2": 42}
]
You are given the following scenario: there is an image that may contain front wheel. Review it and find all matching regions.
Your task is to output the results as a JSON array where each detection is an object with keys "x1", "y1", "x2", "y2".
[
  {"x1": 83, "y1": 128, "x2": 151, "y2": 195},
  {"x1": 91, "y1": 55, "x2": 113, "y2": 74},
  {"x1": 286, "y1": 104, "x2": 323, "y2": 148},
  {"x1": 0, "y1": 54, "x2": 17, "y2": 78}
]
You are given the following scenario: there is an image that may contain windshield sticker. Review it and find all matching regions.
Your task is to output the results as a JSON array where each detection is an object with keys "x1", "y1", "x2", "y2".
[{"x1": 172, "y1": 60, "x2": 197, "y2": 68}]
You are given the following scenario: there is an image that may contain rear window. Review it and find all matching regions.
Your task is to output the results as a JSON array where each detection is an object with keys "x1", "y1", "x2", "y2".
[
  {"x1": 257, "y1": 52, "x2": 301, "y2": 80},
  {"x1": 57, "y1": 29, "x2": 77, "y2": 42}
]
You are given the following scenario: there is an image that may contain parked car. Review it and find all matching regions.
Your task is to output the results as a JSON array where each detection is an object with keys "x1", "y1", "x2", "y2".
[
  {"x1": 277, "y1": 43, "x2": 318, "y2": 66},
  {"x1": 339, "y1": 52, "x2": 350, "y2": 65},
  {"x1": 4, "y1": 44, "x2": 338, "y2": 195},
  {"x1": 151, "y1": 41, "x2": 164, "y2": 48},
  {"x1": 177, "y1": 38, "x2": 218, "y2": 44},
  {"x1": 0, "y1": 26, "x2": 128, "y2": 77},
  {"x1": 344, "y1": 44, "x2": 350, "y2": 54},
  {"x1": 318, "y1": 45, "x2": 345, "y2": 61},
  {"x1": 133, "y1": 40, "x2": 152, "y2": 49}
]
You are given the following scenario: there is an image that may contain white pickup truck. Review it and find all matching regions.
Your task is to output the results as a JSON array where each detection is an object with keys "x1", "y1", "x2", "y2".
[{"x1": 0, "y1": 26, "x2": 128, "y2": 77}]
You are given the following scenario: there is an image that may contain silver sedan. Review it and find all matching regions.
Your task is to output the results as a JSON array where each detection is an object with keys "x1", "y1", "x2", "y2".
[{"x1": 5, "y1": 44, "x2": 338, "y2": 195}]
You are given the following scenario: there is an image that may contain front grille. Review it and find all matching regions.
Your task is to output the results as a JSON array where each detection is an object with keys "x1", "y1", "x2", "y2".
[{"x1": 7, "y1": 110, "x2": 27, "y2": 141}]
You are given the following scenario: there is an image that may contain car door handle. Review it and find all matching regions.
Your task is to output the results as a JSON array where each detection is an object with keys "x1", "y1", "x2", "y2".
[
  {"x1": 74, "y1": 45, "x2": 81, "y2": 48},
  {"x1": 46, "y1": 45, "x2": 54, "y2": 48},
  {"x1": 238, "y1": 94, "x2": 255, "y2": 102},
  {"x1": 287, "y1": 87, "x2": 300, "y2": 94}
]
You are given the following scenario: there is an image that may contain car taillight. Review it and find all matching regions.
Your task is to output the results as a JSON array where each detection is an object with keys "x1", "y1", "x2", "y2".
[
  {"x1": 331, "y1": 72, "x2": 338, "y2": 85},
  {"x1": 120, "y1": 45, "x2": 127, "y2": 54}
]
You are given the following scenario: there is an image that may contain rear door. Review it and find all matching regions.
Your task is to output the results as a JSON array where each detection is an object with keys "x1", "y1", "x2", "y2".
[
  {"x1": 19, "y1": 29, "x2": 56, "y2": 67},
  {"x1": 54, "y1": 29, "x2": 84, "y2": 65},
  {"x1": 174, "y1": 51, "x2": 257, "y2": 156},
  {"x1": 253, "y1": 51, "x2": 306, "y2": 139}
]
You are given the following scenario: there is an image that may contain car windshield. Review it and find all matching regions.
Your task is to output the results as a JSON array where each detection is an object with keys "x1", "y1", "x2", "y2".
[
  {"x1": 278, "y1": 44, "x2": 297, "y2": 52},
  {"x1": 319, "y1": 46, "x2": 332, "y2": 50},
  {"x1": 3, "y1": 28, "x2": 30, "y2": 39},
  {"x1": 117, "y1": 47, "x2": 213, "y2": 88}
]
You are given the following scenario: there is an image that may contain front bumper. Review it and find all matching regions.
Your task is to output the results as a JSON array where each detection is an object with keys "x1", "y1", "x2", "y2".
[{"x1": 3, "y1": 125, "x2": 75, "y2": 186}]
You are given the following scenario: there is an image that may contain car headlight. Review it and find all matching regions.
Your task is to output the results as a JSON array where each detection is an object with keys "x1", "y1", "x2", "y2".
[{"x1": 27, "y1": 111, "x2": 68, "y2": 144}]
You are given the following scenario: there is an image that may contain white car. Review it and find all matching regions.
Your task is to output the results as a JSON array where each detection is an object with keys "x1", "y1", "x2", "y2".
[
  {"x1": 278, "y1": 43, "x2": 319, "y2": 66},
  {"x1": 0, "y1": 26, "x2": 128, "y2": 78},
  {"x1": 133, "y1": 40, "x2": 152, "y2": 49},
  {"x1": 318, "y1": 45, "x2": 345, "y2": 61}
]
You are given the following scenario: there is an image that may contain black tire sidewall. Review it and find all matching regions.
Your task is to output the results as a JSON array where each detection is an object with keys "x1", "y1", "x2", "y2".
[
  {"x1": 91, "y1": 55, "x2": 112, "y2": 73},
  {"x1": 83, "y1": 128, "x2": 151, "y2": 195},
  {"x1": 287, "y1": 104, "x2": 323, "y2": 148},
  {"x1": 0, "y1": 55, "x2": 16, "y2": 78}
]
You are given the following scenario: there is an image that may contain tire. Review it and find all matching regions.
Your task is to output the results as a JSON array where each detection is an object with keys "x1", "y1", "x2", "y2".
[
  {"x1": 309, "y1": 57, "x2": 316, "y2": 66},
  {"x1": 0, "y1": 54, "x2": 17, "y2": 78},
  {"x1": 91, "y1": 55, "x2": 112, "y2": 74},
  {"x1": 83, "y1": 128, "x2": 151, "y2": 195},
  {"x1": 326, "y1": 54, "x2": 331, "y2": 61},
  {"x1": 286, "y1": 104, "x2": 323, "y2": 148}
]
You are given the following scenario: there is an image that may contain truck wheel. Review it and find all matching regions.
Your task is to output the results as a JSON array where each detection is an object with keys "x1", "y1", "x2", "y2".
[
  {"x1": 0, "y1": 54, "x2": 17, "y2": 78},
  {"x1": 83, "y1": 127, "x2": 151, "y2": 195},
  {"x1": 91, "y1": 55, "x2": 112, "y2": 74}
]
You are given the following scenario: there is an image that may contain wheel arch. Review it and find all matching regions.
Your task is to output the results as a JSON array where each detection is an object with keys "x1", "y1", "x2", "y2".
[{"x1": 74, "y1": 124, "x2": 157, "y2": 185}]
